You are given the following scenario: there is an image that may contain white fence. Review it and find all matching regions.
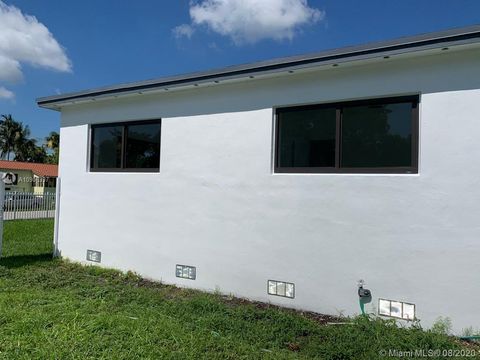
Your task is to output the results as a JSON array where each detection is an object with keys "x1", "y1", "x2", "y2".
[{"x1": 3, "y1": 192, "x2": 56, "y2": 220}]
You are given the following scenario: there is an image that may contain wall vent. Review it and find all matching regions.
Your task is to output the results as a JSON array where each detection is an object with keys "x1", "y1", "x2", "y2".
[
  {"x1": 86, "y1": 249, "x2": 101, "y2": 263},
  {"x1": 378, "y1": 298, "x2": 415, "y2": 320},
  {"x1": 176, "y1": 264, "x2": 196, "y2": 280},
  {"x1": 268, "y1": 280, "x2": 295, "y2": 298}
]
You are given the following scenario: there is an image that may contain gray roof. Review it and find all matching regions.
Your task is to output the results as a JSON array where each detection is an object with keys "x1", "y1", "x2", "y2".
[{"x1": 37, "y1": 24, "x2": 480, "y2": 108}]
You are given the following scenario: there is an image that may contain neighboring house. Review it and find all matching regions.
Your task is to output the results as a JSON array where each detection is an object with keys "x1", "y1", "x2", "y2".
[
  {"x1": 37, "y1": 26, "x2": 480, "y2": 332},
  {"x1": 0, "y1": 160, "x2": 58, "y2": 194}
]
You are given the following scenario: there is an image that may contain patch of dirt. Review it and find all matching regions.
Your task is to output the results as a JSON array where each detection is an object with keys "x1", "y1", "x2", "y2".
[
  {"x1": 95, "y1": 268, "x2": 344, "y2": 325},
  {"x1": 286, "y1": 342, "x2": 301, "y2": 351},
  {"x1": 219, "y1": 294, "x2": 343, "y2": 325}
]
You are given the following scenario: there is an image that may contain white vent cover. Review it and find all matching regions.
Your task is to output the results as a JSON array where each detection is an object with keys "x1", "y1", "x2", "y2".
[
  {"x1": 176, "y1": 264, "x2": 196, "y2": 280},
  {"x1": 379, "y1": 298, "x2": 415, "y2": 320},
  {"x1": 86, "y1": 250, "x2": 101, "y2": 263},
  {"x1": 268, "y1": 280, "x2": 295, "y2": 298}
]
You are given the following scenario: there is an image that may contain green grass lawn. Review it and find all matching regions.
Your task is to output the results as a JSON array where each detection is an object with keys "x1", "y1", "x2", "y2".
[{"x1": 0, "y1": 220, "x2": 477, "y2": 359}]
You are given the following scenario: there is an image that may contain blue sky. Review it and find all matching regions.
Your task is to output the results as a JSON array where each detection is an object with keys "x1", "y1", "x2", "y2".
[{"x1": 1, "y1": 0, "x2": 479, "y2": 143}]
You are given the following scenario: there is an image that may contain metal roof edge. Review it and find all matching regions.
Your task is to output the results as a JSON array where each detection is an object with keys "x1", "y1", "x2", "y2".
[{"x1": 37, "y1": 24, "x2": 480, "y2": 108}]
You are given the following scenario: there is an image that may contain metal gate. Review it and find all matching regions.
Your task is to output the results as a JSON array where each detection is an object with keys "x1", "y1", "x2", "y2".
[{"x1": 3, "y1": 192, "x2": 56, "y2": 220}]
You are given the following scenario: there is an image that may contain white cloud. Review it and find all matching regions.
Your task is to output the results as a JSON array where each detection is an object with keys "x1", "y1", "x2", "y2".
[
  {"x1": 0, "y1": 54, "x2": 23, "y2": 83},
  {"x1": 0, "y1": 87, "x2": 14, "y2": 100},
  {"x1": 175, "y1": 0, "x2": 324, "y2": 44},
  {"x1": 172, "y1": 24, "x2": 195, "y2": 39},
  {"x1": 0, "y1": 1, "x2": 71, "y2": 99}
]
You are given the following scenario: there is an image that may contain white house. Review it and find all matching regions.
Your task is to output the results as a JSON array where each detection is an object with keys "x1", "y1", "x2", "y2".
[{"x1": 38, "y1": 25, "x2": 480, "y2": 332}]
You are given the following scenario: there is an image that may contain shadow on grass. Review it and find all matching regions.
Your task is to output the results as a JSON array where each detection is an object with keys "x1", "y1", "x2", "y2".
[{"x1": 0, "y1": 253, "x2": 53, "y2": 268}]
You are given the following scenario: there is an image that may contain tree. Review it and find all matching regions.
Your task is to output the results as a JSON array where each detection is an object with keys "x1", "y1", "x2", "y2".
[
  {"x1": 15, "y1": 138, "x2": 47, "y2": 163},
  {"x1": 0, "y1": 114, "x2": 49, "y2": 163},
  {"x1": 45, "y1": 131, "x2": 59, "y2": 164},
  {"x1": 0, "y1": 114, "x2": 23, "y2": 160}
]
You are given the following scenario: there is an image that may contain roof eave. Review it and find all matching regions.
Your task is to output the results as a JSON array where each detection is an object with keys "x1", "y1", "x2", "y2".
[{"x1": 37, "y1": 24, "x2": 480, "y2": 110}]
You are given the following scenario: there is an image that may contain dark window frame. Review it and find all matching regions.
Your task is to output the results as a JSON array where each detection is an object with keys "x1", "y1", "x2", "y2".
[
  {"x1": 90, "y1": 119, "x2": 161, "y2": 172},
  {"x1": 274, "y1": 96, "x2": 419, "y2": 174}
]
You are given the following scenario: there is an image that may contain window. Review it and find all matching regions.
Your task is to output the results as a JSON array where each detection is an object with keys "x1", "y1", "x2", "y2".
[
  {"x1": 275, "y1": 96, "x2": 418, "y2": 173},
  {"x1": 90, "y1": 120, "x2": 161, "y2": 172},
  {"x1": 91, "y1": 125, "x2": 122, "y2": 169},
  {"x1": 33, "y1": 177, "x2": 57, "y2": 187},
  {"x1": 125, "y1": 123, "x2": 161, "y2": 169},
  {"x1": 277, "y1": 107, "x2": 336, "y2": 168},
  {"x1": 46, "y1": 177, "x2": 57, "y2": 187}
]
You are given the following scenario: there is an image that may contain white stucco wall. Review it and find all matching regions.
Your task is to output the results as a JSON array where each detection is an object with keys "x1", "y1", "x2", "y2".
[{"x1": 57, "y1": 48, "x2": 480, "y2": 333}]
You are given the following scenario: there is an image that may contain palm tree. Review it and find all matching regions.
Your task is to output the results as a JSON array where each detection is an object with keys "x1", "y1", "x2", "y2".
[
  {"x1": 0, "y1": 114, "x2": 23, "y2": 160},
  {"x1": 15, "y1": 138, "x2": 47, "y2": 163},
  {"x1": 0, "y1": 114, "x2": 52, "y2": 163},
  {"x1": 45, "y1": 131, "x2": 59, "y2": 150},
  {"x1": 14, "y1": 122, "x2": 31, "y2": 152},
  {"x1": 45, "y1": 131, "x2": 60, "y2": 164}
]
